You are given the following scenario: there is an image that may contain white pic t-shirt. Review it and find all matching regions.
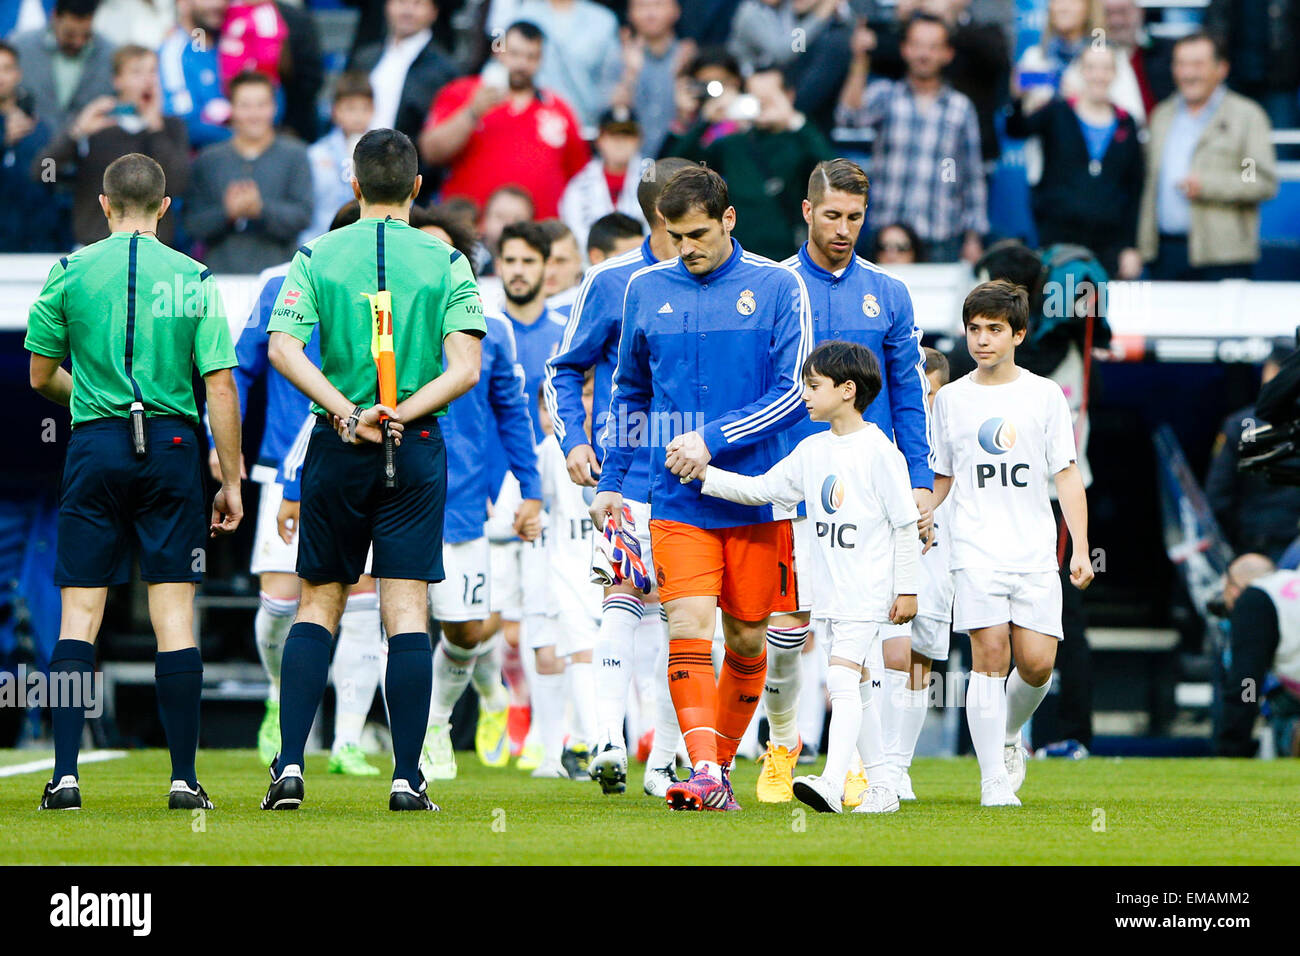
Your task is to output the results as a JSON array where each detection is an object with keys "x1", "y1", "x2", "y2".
[
  {"x1": 930, "y1": 369, "x2": 1077, "y2": 573},
  {"x1": 539, "y1": 434, "x2": 603, "y2": 621},
  {"x1": 702, "y1": 424, "x2": 920, "y2": 622}
]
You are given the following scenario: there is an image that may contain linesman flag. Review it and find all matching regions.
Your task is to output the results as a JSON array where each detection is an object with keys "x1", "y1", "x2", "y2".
[{"x1": 365, "y1": 289, "x2": 398, "y2": 487}]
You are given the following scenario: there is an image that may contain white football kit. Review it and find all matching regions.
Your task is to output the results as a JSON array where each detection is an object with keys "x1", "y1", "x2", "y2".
[
  {"x1": 930, "y1": 369, "x2": 1077, "y2": 638},
  {"x1": 702, "y1": 423, "x2": 921, "y2": 665},
  {"x1": 910, "y1": 497, "x2": 956, "y2": 661},
  {"x1": 535, "y1": 435, "x2": 603, "y2": 654}
]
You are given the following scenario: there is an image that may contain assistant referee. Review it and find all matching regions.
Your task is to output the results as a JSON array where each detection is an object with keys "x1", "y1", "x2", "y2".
[
  {"x1": 264, "y1": 129, "x2": 486, "y2": 812},
  {"x1": 25, "y1": 153, "x2": 245, "y2": 812}
]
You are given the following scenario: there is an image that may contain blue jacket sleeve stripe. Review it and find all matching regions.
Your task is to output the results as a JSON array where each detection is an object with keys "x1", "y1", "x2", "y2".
[
  {"x1": 490, "y1": 318, "x2": 544, "y2": 501},
  {"x1": 543, "y1": 248, "x2": 639, "y2": 450},
  {"x1": 279, "y1": 413, "x2": 314, "y2": 485},
  {"x1": 718, "y1": 260, "x2": 813, "y2": 444}
]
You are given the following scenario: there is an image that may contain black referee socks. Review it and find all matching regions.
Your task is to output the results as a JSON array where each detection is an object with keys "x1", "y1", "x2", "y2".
[
  {"x1": 50, "y1": 638, "x2": 96, "y2": 784},
  {"x1": 385, "y1": 632, "x2": 433, "y2": 788},
  {"x1": 155, "y1": 647, "x2": 203, "y2": 789},
  {"x1": 276, "y1": 622, "x2": 335, "y2": 773}
]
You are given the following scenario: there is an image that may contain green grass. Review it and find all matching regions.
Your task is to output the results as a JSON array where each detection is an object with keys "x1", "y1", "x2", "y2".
[{"x1": 1, "y1": 750, "x2": 1297, "y2": 865}]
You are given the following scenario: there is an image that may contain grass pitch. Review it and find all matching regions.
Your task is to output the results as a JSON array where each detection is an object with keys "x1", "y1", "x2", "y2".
[{"x1": 1, "y1": 749, "x2": 1297, "y2": 865}]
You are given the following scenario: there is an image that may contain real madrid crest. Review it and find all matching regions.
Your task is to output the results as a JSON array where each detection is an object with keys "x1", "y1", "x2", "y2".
[
  {"x1": 862, "y1": 293, "x2": 880, "y2": 318},
  {"x1": 736, "y1": 289, "x2": 756, "y2": 315}
]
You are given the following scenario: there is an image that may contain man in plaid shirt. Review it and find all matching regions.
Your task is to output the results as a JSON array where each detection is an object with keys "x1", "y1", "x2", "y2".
[{"x1": 837, "y1": 12, "x2": 988, "y2": 264}]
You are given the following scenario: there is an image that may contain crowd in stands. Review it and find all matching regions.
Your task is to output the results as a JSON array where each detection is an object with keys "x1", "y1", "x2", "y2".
[{"x1": 0, "y1": 0, "x2": 1294, "y2": 279}]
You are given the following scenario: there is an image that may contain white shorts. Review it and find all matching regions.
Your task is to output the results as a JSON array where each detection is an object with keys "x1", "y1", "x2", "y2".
[
  {"x1": 251, "y1": 481, "x2": 298, "y2": 576},
  {"x1": 952, "y1": 568, "x2": 1063, "y2": 639},
  {"x1": 490, "y1": 537, "x2": 550, "y2": 619},
  {"x1": 556, "y1": 604, "x2": 598, "y2": 657},
  {"x1": 792, "y1": 514, "x2": 814, "y2": 613},
  {"x1": 813, "y1": 618, "x2": 881, "y2": 667},
  {"x1": 909, "y1": 614, "x2": 951, "y2": 662},
  {"x1": 429, "y1": 537, "x2": 491, "y2": 623},
  {"x1": 490, "y1": 540, "x2": 521, "y2": 618},
  {"x1": 523, "y1": 607, "x2": 596, "y2": 653}
]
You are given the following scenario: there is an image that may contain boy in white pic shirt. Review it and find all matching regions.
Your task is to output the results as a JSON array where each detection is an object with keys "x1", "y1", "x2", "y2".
[
  {"x1": 698, "y1": 341, "x2": 923, "y2": 814},
  {"x1": 928, "y1": 280, "x2": 1093, "y2": 808}
]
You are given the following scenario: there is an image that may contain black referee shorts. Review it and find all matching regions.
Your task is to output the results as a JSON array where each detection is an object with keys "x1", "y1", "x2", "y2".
[
  {"x1": 55, "y1": 417, "x2": 206, "y2": 587},
  {"x1": 297, "y1": 417, "x2": 447, "y2": 584}
]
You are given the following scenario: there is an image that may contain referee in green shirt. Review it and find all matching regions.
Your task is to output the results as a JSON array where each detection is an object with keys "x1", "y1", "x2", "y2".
[
  {"x1": 263, "y1": 129, "x2": 486, "y2": 812},
  {"x1": 25, "y1": 153, "x2": 245, "y2": 812}
]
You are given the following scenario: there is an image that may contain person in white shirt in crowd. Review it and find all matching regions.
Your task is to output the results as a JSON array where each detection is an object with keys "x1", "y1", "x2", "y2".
[
  {"x1": 349, "y1": 0, "x2": 458, "y2": 144},
  {"x1": 299, "y1": 71, "x2": 374, "y2": 246},
  {"x1": 92, "y1": 0, "x2": 174, "y2": 49},
  {"x1": 697, "y1": 340, "x2": 923, "y2": 815},
  {"x1": 559, "y1": 106, "x2": 650, "y2": 262}
]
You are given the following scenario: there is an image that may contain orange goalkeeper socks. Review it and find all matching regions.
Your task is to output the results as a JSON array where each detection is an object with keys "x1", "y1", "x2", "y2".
[
  {"x1": 715, "y1": 647, "x2": 767, "y2": 765},
  {"x1": 667, "y1": 638, "x2": 718, "y2": 765}
]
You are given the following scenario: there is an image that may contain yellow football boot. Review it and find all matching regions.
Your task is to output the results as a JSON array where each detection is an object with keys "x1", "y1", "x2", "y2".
[{"x1": 755, "y1": 739, "x2": 801, "y2": 803}]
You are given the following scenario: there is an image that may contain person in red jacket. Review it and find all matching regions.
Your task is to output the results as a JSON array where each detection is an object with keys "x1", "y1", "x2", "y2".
[{"x1": 418, "y1": 20, "x2": 588, "y2": 219}]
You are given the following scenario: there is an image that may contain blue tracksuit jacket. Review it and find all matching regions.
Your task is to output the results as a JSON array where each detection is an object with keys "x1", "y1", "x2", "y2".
[
  {"x1": 596, "y1": 239, "x2": 812, "y2": 529},
  {"x1": 783, "y1": 243, "x2": 932, "y2": 490},
  {"x1": 544, "y1": 237, "x2": 657, "y2": 504}
]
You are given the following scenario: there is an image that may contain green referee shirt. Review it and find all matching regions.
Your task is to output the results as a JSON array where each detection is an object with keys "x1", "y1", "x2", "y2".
[
  {"x1": 24, "y1": 231, "x2": 237, "y2": 426},
  {"x1": 267, "y1": 217, "x2": 487, "y2": 416}
]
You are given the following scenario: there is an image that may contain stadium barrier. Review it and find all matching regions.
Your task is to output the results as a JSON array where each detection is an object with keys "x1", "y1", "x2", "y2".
[{"x1": 3, "y1": 257, "x2": 1297, "y2": 362}]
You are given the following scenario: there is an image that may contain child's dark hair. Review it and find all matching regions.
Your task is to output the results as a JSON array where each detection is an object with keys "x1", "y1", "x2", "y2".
[
  {"x1": 962, "y1": 279, "x2": 1029, "y2": 334},
  {"x1": 923, "y1": 346, "x2": 949, "y2": 386},
  {"x1": 802, "y1": 341, "x2": 881, "y2": 412}
]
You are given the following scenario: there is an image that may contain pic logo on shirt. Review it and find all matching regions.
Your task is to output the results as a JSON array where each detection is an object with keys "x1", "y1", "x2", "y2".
[
  {"x1": 820, "y1": 475, "x2": 845, "y2": 514},
  {"x1": 736, "y1": 289, "x2": 757, "y2": 315},
  {"x1": 862, "y1": 293, "x2": 880, "y2": 317},
  {"x1": 282, "y1": 290, "x2": 300, "y2": 307},
  {"x1": 977, "y1": 417, "x2": 1018, "y2": 455}
]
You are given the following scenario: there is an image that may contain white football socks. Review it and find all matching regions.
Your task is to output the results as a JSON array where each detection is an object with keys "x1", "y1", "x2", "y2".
[
  {"x1": 566, "y1": 657, "x2": 596, "y2": 748},
  {"x1": 891, "y1": 686, "x2": 929, "y2": 774},
  {"x1": 967, "y1": 671, "x2": 1009, "y2": 785},
  {"x1": 648, "y1": 608, "x2": 682, "y2": 769},
  {"x1": 1006, "y1": 667, "x2": 1052, "y2": 745},
  {"x1": 594, "y1": 593, "x2": 643, "y2": 749},
  {"x1": 764, "y1": 623, "x2": 807, "y2": 751},
  {"x1": 531, "y1": 668, "x2": 565, "y2": 764},
  {"x1": 797, "y1": 645, "x2": 826, "y2": 753},
  {"x1": 470, "y1": 634, "x2": 510, "y2": 713},
  {"x1": 331, "y1": 591, "x2": 382, "y2": 751},
  {"x1": 430, "y1": 639, "x2": 474, "y2": 726},
  {"x1": 255, "y1": 593, "x2": 297, "y2": 702},
  {"x1": 857, "y1": 676, "x2": 890, "y2": 787},
  {"x1": 877, "y1": 667, "x2": 906, "y2": 761},
  {"x1": 822, "y1": 664, "x2": 861, "y2": 796}
]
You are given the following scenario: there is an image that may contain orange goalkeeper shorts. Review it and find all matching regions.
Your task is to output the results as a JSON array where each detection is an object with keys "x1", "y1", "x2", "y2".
[{"x1": 649, "y1": 518, "x2": 796, "y2": 621}]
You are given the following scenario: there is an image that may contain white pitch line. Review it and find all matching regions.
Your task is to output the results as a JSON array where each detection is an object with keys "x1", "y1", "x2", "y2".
[{"x1": 0, "y1": 750, "x2": 127, "y2": 777}]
